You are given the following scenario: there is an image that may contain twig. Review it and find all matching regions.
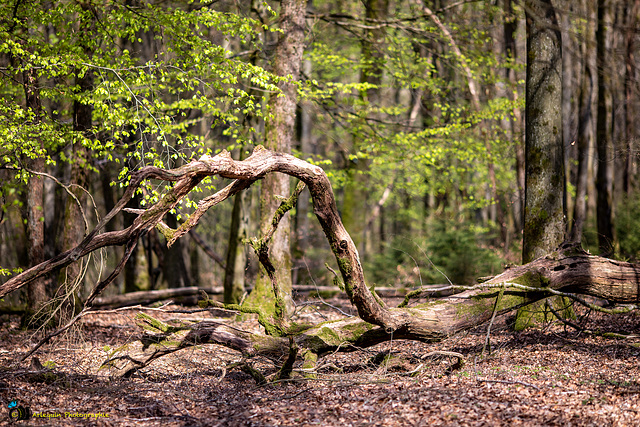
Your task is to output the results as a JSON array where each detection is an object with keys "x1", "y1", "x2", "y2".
[
  {"x1": 421, "y1": 350, "x2": 465, "y2": 371},
  {"x1": 482, "y1": 283, "x2": 505, "y2": 356},
  {"x1": 476, "y1": 378, "x2": 540, "y2": 390},
  {"x1": 301, "y1": 258, "x2": 353, "y2": 318},
  {"x1": 545, "y1": 300, "x2": 639, "y2": 340}
]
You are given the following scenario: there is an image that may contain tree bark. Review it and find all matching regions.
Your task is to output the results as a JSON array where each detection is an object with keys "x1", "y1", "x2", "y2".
[
  {"x1": 22, "y1": 66, "x2": 48, "y2": 322},
  {"x1": 245, "y1": 0, "x2": 306, "y2": 314},
  {"x1": 596, "y1": 0, "x2": 615, "y2": 257},
  {"x1": 519, "y1": 0, "x2": 566, "y2": 330},
  {"x1": 523, "y1": 0, "x2": 565, "y2": 263}
]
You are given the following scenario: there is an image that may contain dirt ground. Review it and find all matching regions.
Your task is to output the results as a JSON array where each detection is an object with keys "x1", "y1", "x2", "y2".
[{"x1": 1, "y1": 296, "x2": 639, "y2": 426}]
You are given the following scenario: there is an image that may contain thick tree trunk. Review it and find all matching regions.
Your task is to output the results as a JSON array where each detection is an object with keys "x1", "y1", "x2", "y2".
[
  {"x1": 523, "y1": 0, "x2": 565, "y2": 263},
  {"x1": 519, "y1": 0, "x2": 566, "y2": 330},
  {"x1": 245, "y1": 0, "x2": 305, "y2": 314}
]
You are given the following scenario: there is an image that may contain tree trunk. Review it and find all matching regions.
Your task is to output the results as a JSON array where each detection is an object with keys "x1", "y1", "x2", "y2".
[
  {"x1": 523, "y1": 0, "x2": 565, "y2": 263},
  {"x1": 244, "y1": 0, "x2": 305, "y2": 314},
  {"x1": 22, "y1": 66, "x2": 48, "y2": 323},
  {"x1": 623, "y1": 0, "x2": 639, "y2": 195},
  {"x1": 570, "y1": 1, "x2": 597, "y2": 243},
  {"x1": 342, "y1": 0, "x2": 389, "y2": 256},
  {"x1": 162, "y1": 214, "x2": 191, "y2": 289},
  {"x1": 518, "y1": 0, "x2": 565, "y2": 330},
  {"x1": 293, "y1": 59, "x2": 313, "y2": 286},
  {"x1": 58, "y1": 68, "x2": 93, "y2": 319},
  {"x1": 596, "y1": 0, "x2": 614, "y2": 257},
  {"x1": 560, "y1": 6, "x2": 575, "y2": 221},
  {"x1": 223, "y1": 189, "x2": 248, "y2": 304},
  {"x1": 503, "y1": 0, "x2": 525, "y2": 234}
]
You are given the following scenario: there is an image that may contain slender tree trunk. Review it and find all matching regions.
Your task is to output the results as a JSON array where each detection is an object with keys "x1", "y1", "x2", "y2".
[
  {"x1": 561, "y1": 6, "x2": 575, "y2": 222},
  {"x1": 224, "y1": 181, "x2": 248, "y2": 304},
  {"x1": 58, "y1": 70, "x2": 92, "y2": 318},
  {"x1": 570, "y1": 1, "x2": 597, "y2": 243},
  {"x1": 22, "y1": 66, "x2": 48, "y2": 322},
  {"x1": 596, "y1": 0, "x2": 614, "y2": 257},
  {"x1": 293, "y1": 59, "x2": 313, "y2": 286},
  {"x1": 503, "y1": 0, "x2": 524, "y2": 234},
  {"x1": 342, "y1": 0, "x2": 388, "y2": 257},
  {"x1": 245, "y1": 0, "x2": 305, "y2": 314},
  {"x1": 163, "y1": 214, "x2": 190, "y2": 289},
  {"x1": 123, "y1": 205, "x2": 140, "y2": 293},
  {"x1": 623, "y1": 0, "x2": 639, "y2": 195}
]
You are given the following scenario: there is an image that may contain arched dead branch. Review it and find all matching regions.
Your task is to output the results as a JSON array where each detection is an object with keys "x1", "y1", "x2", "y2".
[{"x1": 2, "y1": 147, "x2": 640, "y2": 379}]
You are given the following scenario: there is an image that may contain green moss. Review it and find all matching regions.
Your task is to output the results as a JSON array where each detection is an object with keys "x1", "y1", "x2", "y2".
[
  {"x1": 411, "y1": 300, "x2": 448, "y2": 310},
  {"x1": 135, "y1": 312, "x2": 184, "y2": 334},
  {"x1": 341, "y1": 320, "x2": 376, "y2": 336},
  {"x1": 152, "y1": 339, "x2": 183, "y2": 348},
  {"x1": 105, "y1": 343, "x2": 130, "y2": 360},
  {"x1": 301, "y1": 350, "x2": 318, "y2": 378},
  {"x1": 513, "y1": 271, "x2": 550, "y2": 288},
  {"x1": 336, "y1": 257, "x2": 354, "y2": 295},
  {"x1": 286, "y1": 322, "x2": 314, "y2": 334},
  {"x1": 316, "y1": 326, "x2": 342, "y2": 346},
  {"x1": 155, "y1": 222, "x2": 176, "y2": 242},
  {"x1": 455, "y1": 297, "x2": 494, "y2": 318}
]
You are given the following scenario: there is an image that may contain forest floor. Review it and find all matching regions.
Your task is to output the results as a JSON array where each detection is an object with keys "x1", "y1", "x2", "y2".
[{"x1": 1, "y1": 295, "x2": 640, "y2": 426}]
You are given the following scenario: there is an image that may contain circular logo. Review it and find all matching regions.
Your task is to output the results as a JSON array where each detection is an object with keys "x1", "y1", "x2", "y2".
[{"x1": 8, "y1": 405, "x2": 29, "y2": 422}]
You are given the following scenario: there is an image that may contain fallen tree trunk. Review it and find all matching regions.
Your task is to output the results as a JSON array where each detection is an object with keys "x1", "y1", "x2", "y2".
[
  {"x1": 91, "y1": 287, "x2": 223, "y2": 308},
  {"x1": 101, "y1": 242, "x2": 640, "y2": 378}
]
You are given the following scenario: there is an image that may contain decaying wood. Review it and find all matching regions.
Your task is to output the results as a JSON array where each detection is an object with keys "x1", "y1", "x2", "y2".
[
  {"x1": 102, "y1": 243, "x2": 640, "y2": 378},
  {"x1": 2, "y1": 147, "x2": 640, "y2": 379}
]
